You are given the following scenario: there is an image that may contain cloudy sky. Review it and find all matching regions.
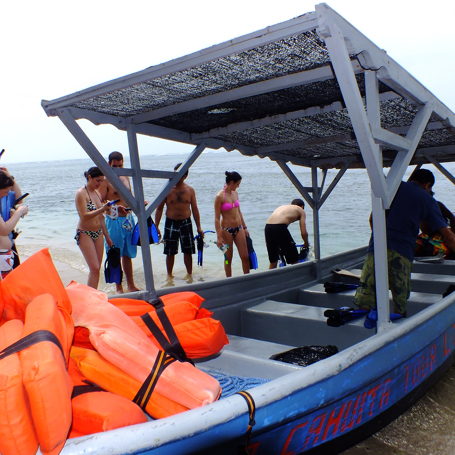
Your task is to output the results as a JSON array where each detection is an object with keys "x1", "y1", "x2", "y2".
[{"x1": 2, "y1": 0, "x2": 454, "y2": 164}]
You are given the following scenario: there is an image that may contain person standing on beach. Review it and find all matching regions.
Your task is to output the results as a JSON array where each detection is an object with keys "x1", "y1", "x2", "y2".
[
  {"x1": 99, "y1": 152, "x2": 140, "y2": 293},
  {"x1": 0, "y1": 170, "x2": 28, "y2": 278},
  {"x1": 0, "y1": 164, "x2": 24, "y2": 268},
  {"x1": 264, "y1": 199, "x2": 310, "y2": 269},
  {"x1": 75, "y1": 167, "x2": 113, "y2": 289},
  {"x1": 155, "y1": 164, "x2": 203, "y2": 284},
  {"x1": 214, "y1": 171, "x2": 250, "y2": 277}
]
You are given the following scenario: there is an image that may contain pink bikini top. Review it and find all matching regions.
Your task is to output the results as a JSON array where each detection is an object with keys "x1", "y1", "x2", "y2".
[{"x1": 221, "y1": 186, "x2": 240, "y2": 211}]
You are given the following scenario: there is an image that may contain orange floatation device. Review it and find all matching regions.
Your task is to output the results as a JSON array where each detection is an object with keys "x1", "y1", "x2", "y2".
[
  {"x1": 66, "y1": 281, "x2": 221, "y2": 410},
  {"x1": 0, "y1": 248, "x2": 228, "y2": 454}
]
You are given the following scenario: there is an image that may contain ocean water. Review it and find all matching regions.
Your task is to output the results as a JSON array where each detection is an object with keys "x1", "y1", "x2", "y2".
[
  {"x1": 11, "y1": 150, "x2": 377, "y2": 291},
  {"x1": 8, "y1": 151, "x2": 455, "y2": 453}
]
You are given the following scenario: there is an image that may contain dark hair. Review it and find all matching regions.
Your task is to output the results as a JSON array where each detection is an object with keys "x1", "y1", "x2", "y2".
[
  {"x1": 174, "y1": 162, "x2": 188, "y2": 178},
  {"x1": 0, "y1": 171, "x2": 14, "y2": 190},
  {"x1": 408, "y1": 168, "x2": 435, "y2": 187},
  {"x1": 225, "y1": 171, "x2": 242, "y2": 184},
  {"x1": 84, "y1": 167, "x2": 104, "y2": 180},
  {"x1": 291, "y1": 199, "x2": 305, "y2": 208},
  {"x1": 109, "y1": 151, "x2": 124, "y2": 164}
]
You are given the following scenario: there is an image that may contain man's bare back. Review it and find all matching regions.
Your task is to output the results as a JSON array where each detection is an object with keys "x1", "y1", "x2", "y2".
[{"x1": 267, "y1": 204, "x2": 304, "y2": 226}]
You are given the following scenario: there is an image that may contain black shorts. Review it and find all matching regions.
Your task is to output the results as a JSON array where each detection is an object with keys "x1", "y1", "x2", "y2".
[
  {"x1": 264, "y1": 224, "x2": 298, "y2": 264},
  {"x1": 163, "y1": 217, "x2": 195, "y2": 255}
]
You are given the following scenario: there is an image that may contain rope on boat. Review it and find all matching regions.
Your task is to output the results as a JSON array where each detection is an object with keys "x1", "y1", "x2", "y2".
[{"x1": 200, "y1": 369, "x2": 270, "y2": 398}]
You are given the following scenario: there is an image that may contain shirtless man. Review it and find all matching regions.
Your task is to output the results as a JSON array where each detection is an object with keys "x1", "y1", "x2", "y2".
[
  {"x1": 155, "y1": 165, "x2": 203, "y2": 282},
  {"x1": 99, "y1": 151, "x2": 140, "y2": 293},
  {"x1": 264, "y1": 199, "x2": 309, "y2": 269}
]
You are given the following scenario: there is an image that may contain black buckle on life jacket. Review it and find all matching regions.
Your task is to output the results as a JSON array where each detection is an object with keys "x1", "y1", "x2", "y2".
[{"x1": 142, "y1": 298, "x2": 193, "y2": 365}]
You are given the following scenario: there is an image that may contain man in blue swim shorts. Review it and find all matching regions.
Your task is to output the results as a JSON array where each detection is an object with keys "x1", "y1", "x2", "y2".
[
  {"x1": 155, "y1": 164, "x2": 203, "y2": 284},
  {"x1": 100, "y1": 151, "x2": 140, "y2": 293}
]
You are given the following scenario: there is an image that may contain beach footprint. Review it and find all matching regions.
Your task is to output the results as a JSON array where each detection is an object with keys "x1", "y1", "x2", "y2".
[{"x1": 183, "y1": 274, "x2": 194, "y2": 284}]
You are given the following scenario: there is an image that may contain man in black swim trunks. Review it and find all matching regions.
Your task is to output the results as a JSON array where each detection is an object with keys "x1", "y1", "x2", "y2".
[
  {"x1": 155, "y1": 164, "x2": 203, "y2": 284},
  {"x1": 265, "y1": 199, "x2": 309, "y2": 269}
]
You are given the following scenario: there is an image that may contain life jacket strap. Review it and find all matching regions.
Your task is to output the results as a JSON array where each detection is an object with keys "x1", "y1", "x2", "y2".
[
  {"x1": 141, "y1": 298, "x2": 194, "y2": 365},
  {"x1": 133, "y1": 350, "x2": 176, "y2": 410},
  {"x1": 236, "y1": 390, "x2": 256, "y2": 455},
  {"x1": 0, "y1": 329, "x2": 65, "y2": 362}
]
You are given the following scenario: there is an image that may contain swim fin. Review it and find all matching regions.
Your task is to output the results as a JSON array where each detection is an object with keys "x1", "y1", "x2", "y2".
[
  {"x1": 194, "y1": 231, "x2": 215, "y2": 267},
  {"x1": 131, "y1": 217, "x2": 159, "y2": 246},
  {"x1": 324, "y1": 306, "x2": 368, "y2": 327},
  {"x1": 298, "y1": 246, "x2": 310, "y2": 262},
  {"x1": 246, "y1": 236, "x2": 258, "y2": 270},
  {"x1": 104, "y1": 246, "x2": 123, "y2": 284},
  {"x1": 196, "y1": 235, "x2": 204, "y2": 266},
  {"x1": 323, "y1": 281, "x2": 358, "y2": 294}
]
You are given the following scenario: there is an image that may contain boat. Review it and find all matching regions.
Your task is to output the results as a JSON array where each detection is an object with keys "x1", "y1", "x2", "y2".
[{"x1": 39, "y1": 3, "x2": 455, "y2": 454}]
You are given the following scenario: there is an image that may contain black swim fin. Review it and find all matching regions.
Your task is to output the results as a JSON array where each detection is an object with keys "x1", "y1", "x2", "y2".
[
  {"x1": 246, "y1": 236, "x2": 258, "y2": 270},
  {"x1": 196, "y1": 235, "x2": 204, "y2": 266},
  {"x1": 104, "y1": 246, "x2": 123, "y2": 284},
  {"x1": 323, "y1": 281, "x2": 358, "y2": 294},
  {"x1": 324, "y1": 306, "x2": 368, "y2": 327},
  {"x1": 298, "y1": 246, "x2": 310, "y2": 262}
]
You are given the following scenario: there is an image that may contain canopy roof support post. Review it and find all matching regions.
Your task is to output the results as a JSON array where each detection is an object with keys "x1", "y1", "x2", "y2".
[
  {"x1": 127, "y1": 122, "x2": 156, "y2": 299},
  {"x1": 322, "y1": 22, "x2": 393, "y2": 328},
  {"x1": 371, "y1": 196, "x2": 390, "y2": 333},
  {"x1": 311, "y1": 165, "x2": 322, "y2": 262},
  {"x1": 365, "y1": 70, "x2": 390, "y2": 332}
]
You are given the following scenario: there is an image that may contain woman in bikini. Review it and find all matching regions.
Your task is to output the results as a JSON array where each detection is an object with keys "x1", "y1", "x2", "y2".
[
  {"x1": 0, "y1": 169, "x2": 28, "y2": 279},
  {"x1": 75, "y1": 167, "x2": 113, "y2": 289},
  {"x1": 215, "y1": 171, "x2": 250, "y2": 277}
]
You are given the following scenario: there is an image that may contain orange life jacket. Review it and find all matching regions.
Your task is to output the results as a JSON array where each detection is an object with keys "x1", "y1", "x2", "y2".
[
  {"x1": 70, "y1": 346, "x2": 190, "y2": 419},
  {"x1": 66, "y1": 282, "x2": 221, "y2": 410},
  {"x1": 20, "y1": 293, "x2": 73, "y2": 455},
  {"x1": 0, "y1": 319, "x2": 39, "y2": 455},
  {"x1": 1, "y1": 248, "x2": 74, "y2": 361}
]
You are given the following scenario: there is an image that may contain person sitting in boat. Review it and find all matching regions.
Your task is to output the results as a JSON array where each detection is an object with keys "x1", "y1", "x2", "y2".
[
  {"x1": 75, "y1": 167, "x2": 113, "y2": 289},
  {"x1": 0, "y1": 164, "x2": 24, "y2": 269},
  {"x1": 214, "y1": 171, "x2": 250, "y2": 277},
  {"x1": 264, "y1": 199, "x2": 310, "y2": 269},
  {"x1": 155, "y1": 163, "x2": 204, "y2": 285},
  {"x1": 0, "y1": 170, "x2": 28, "y2": 278},
  {"x1": 355, "y1": 168, "x2": 455, "y2": 317},
  {"x1": 415, "y1": 199, "x2": 455, "y2": 259}
]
